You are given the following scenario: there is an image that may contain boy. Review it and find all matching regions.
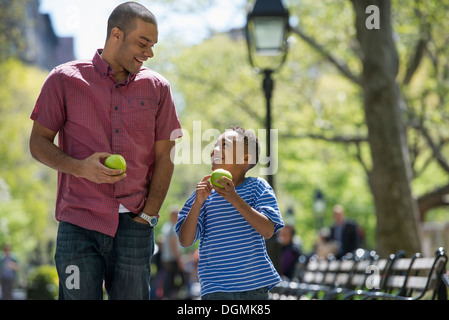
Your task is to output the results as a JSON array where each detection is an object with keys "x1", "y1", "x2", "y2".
[{"x1": 176, "y1": 126, "x2": 284, "y2": 300}]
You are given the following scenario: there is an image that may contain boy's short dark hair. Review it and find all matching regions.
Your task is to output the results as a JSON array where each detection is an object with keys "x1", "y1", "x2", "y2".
[
  {"x1": 230, "y1": 126, "x2": 260, "y2": 169},
  {"x1": 107, "y1": 2, "x2": 157, "y2": 40}
]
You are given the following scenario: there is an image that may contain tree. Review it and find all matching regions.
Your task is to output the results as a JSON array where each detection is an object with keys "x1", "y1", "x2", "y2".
[
  {"x1": 350, "y1": 0, "x2": 421, "y2": 255},
  {"x1": 286, "y1": 0, "x2": 449, "y2": 255},
  {"x1": 398, "y1": 1, "x2": 449, "y2": 221},
  {"x1": 0, "y1": 0, "x2": 30, "y2": 62}
]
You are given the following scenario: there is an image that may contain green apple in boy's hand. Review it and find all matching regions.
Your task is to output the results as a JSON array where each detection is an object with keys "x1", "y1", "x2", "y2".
[
  {"x1": 104, "y1": 154, "x2": 127, "y2": 174},
  {"x1": 210, "y1": 169, "x2": 232, "y2": 188}
]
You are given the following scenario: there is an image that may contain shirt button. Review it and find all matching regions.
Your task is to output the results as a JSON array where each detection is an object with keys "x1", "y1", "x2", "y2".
[
  {"x1": 114, "y1": 106, "x2": 118, "y2": 110},
  {"x1": 115, "y1": 129, "x2": 119, "y2": 133}
]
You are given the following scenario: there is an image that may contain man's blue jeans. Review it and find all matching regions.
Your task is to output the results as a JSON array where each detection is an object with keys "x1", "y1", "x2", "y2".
[{"x1": 55, "y1": 213, "x2": 154, "y2": 300}]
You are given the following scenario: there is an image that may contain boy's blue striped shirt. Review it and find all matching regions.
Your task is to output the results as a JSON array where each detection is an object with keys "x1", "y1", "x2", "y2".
[{"x1": 176, "y1": 176, "x2": 284, "y2": 296}]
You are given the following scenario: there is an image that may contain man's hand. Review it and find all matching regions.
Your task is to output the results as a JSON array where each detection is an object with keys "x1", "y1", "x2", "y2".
[
  {"x1": 76, "y1": 152, "x2": 126, "y2": 184},
  {"x1": 133, "y1": 216, "x2": 149, "y2": 225}
]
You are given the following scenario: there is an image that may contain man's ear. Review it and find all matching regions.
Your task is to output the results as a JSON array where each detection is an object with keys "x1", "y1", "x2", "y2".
[{"x1": 110, "y1": 27, "x2": 124, "y2": 41}]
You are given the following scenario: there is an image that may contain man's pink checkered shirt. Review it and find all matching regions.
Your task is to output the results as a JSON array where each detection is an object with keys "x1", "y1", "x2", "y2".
[{"x1": 31, "y1": 50, "x2": 182, "y2": 236}]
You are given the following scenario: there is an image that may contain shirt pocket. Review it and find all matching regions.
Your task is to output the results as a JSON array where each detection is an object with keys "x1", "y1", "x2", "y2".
[{"x1": 124, "y1": 98, "x2": 157, "y2": 141}]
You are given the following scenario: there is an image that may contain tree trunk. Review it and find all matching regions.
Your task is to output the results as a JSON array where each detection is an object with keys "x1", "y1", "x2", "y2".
[{"x1": 351, "y1": 0, "x2": 422, "y2": 257}]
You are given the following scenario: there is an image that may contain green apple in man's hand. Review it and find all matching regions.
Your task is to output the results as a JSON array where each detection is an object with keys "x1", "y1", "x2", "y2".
[{"x1": 104, "y1": 154, "x2": 127, "y2": 174}]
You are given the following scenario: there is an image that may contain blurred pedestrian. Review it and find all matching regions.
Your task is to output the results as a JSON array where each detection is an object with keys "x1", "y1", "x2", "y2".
[
  {"x1": 160, "y1": 207, "x2": 186, "y2": 299},
  {"x1": 1, "y1": 244, "x2": 19, "y2": 300},
  {"x1": 313, "y1": 227, "x2": 338, "y2": 259},
  {"x1": 277, "y1": 225, "x2": 302, "y2": 279},
  {"x1": 328, "y1": 204, "x2": 363, "y2": 259}
]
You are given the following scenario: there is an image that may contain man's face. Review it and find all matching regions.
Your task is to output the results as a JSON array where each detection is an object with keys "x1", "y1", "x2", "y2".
[
  {"x1": 333, "y1": 209, "x2": 344, "y2": 225},
  {"x1": 115, "y1": 19, "x2": 158, "y2": 75}
]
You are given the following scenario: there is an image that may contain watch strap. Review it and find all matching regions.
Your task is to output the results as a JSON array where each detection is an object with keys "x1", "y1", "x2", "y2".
[{"x1": 138, "y1": 212, "x2": 159, "y2": 226}]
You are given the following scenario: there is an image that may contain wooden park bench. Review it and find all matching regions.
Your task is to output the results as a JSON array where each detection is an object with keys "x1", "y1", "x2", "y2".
[{"x1": 269, "y1": 247, "x2": 448, "y2": 300}]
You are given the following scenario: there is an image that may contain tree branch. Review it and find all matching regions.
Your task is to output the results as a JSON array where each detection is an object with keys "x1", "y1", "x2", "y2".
[
  {"x1": 401, "y1": 2, "x2": 431, "y2": 85},
  {"x1": 402, "y1": 38, "x2": 427, "y2": 85},
  {"x1": 290, "y1": 26, "x2": 362, "y2": 86},
  {"x1": 418, "y1": 124, "x2": 449, "y2": 173},
  {"x1": 281, "y1": 132, "x2": 367, "y2": 144},
  {"x1": 417, "y1": 183, "x2": 449, "y2": 221},
  {"x1": 178, "y1": 73, "x2": 263, "y2": 123},
  {"x1": 355, "y1": 141, "x2": 371, "y2": 177},
  {"x1": 281, "y1": 131, "x2": 371, "y2": 178}
]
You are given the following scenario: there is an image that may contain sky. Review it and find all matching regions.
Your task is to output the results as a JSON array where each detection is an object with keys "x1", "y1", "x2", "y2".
[{"x1": 38, "y1": 0, "x2": 247, "y2": 60}]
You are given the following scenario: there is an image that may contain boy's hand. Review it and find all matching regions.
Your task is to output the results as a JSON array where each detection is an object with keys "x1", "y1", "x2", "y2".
[
  {"x1": 213, "y1": 176, "x2": 238, "y2": 202},
  {"x1": 214, "y1": 176, "x2": 275, "y2": 239},
  {"x1": 194, "y1": 175, "x2": 212, "y2": 205}
]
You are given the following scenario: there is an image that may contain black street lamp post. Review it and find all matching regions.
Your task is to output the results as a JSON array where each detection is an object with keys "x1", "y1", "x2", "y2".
[
  {"x1": 263, "y1": 69, "x2": 274, "y2": 187},
  {"x1": 245, "y1": 0, "x2": 290, "y2": 273},
  {"x1": 245, "y1": 0, "x2": 290, "y2": 191}
]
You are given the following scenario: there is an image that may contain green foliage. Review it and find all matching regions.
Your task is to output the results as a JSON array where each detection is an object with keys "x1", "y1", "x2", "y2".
[
  {"x1": 0, "y1": 0, "x2": 30, "y2": 61},
  {"x1": 26, "y1": 265, "x2": 59, "y2": 300},
  {"x1": 0, "y1": 58, "x2": 56, "y2": 266},
  {"x1": 155, "y1": 32, "x2": 376, "y2": 252},
  {"x1": 393, "y1": 0, "x2": 449, "y2": 201},
  {"x1": 154, "y1": 0, "x2": 449, "y2": 253},
  {"x1": 0, "y1": 198, "x2": 33, "y2": 256}
]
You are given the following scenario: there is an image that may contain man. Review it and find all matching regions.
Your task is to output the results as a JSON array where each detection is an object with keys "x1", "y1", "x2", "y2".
[
  {"x1": 329, "y1": 204, "x2": 363, "y2": 259},
  {"x1": 29, "y1": 2, "x2": 182, "y2": 299}
]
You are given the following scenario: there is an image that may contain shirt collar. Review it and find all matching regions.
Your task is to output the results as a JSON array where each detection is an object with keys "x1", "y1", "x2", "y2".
[{"x1": 93, "y1": 49, "x2": 137, "y2": 85}]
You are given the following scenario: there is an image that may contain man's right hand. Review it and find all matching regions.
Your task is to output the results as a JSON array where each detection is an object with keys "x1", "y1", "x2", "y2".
[{"x1": 75, "y1": 152, "x2": 126, "y2": 184}]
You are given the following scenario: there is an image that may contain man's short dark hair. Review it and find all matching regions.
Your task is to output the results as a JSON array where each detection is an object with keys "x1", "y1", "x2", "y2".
[{"x1": 107, "y1": 2, "x2": 157, "y2": 40}]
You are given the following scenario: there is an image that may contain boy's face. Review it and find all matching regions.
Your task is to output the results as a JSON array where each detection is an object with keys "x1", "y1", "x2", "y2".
[{"x1": 211, "y1": 131, "x2": 246, "y2": 170}]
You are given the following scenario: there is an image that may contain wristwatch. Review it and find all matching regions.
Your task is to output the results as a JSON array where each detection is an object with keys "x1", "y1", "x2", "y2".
[{"x1": 139, "y1": 212, "x2": 159, "y2": 227}]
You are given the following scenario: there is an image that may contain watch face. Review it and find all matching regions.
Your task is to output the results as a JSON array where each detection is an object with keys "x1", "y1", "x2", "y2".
[{"x1": 150, "y1": 216, "x2": 158, "y2": 226}]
